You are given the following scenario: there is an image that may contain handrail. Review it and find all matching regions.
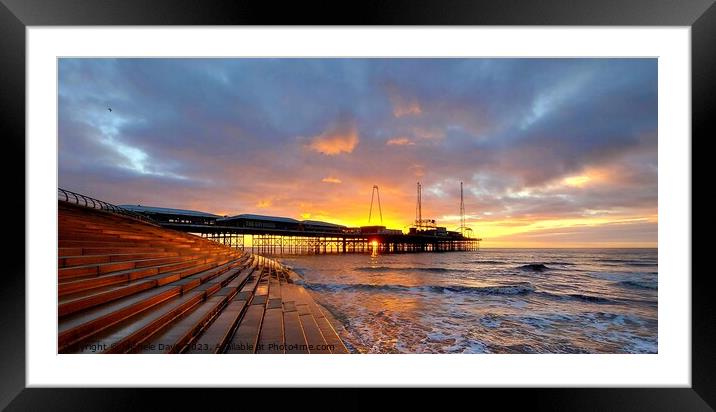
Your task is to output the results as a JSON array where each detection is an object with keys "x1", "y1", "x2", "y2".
[{"x1": 58, "y1": 188, "x2": 158, "y2": 226}]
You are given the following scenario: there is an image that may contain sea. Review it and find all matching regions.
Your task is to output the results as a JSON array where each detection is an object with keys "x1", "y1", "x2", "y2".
[{"x1": 279, "y1": 248, "x2": 657, "y2": 354}]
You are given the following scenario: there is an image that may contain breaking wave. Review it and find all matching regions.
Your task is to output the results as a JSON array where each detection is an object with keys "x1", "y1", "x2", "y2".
[
  {"x1": 565, "y1": 293, "x2": 613, "y2": 303},
  {"x1": 599, "y1": 259, "x2": 657, "y2": 267},
  {"x1": 303, "y1": 281, "x2": 535, "y2": 296},
  {"x1": 517, "y1": 263, "x2": 550, "y2": 272},
  {"x1": 615, "y1": 280, "x2": 658, "y2": 290},
  {"x1": 536, "y1": 291, "x2": 615, "y2": 304}
]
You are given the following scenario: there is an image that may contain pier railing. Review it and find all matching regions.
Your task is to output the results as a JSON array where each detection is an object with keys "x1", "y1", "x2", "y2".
[{"x1": 58, "y1": 188, "x2": 158, "y2": 226}]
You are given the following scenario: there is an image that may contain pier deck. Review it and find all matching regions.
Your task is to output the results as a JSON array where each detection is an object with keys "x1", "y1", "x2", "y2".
[{"x1": 58, "y1": 201, "x2": 349, "y2": 354}]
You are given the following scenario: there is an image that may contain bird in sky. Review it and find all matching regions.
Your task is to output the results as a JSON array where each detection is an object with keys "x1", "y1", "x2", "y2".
[{"x1": 107, "y1": 105, "x2": 112, "y2": 112}]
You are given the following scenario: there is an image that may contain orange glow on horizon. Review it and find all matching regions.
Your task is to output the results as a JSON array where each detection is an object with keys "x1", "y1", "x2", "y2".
[{"x1": 179, "y1": 179, "x2": 656, "y2": 249}]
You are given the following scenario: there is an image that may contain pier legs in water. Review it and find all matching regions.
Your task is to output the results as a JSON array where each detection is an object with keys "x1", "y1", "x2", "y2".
[{"x1": 209, "y1": 234, "x2": 480, "y2": 255}]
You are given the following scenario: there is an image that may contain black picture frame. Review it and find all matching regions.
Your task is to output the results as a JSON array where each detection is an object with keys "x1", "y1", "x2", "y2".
[{"x1": 1, "y1": 0, "x2": 709, "y2": 410}]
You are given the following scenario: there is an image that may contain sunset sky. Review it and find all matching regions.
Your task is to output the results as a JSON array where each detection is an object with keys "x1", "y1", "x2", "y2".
[{"x1": 58, "y1": 58, "x2": 657, "y2": 248}]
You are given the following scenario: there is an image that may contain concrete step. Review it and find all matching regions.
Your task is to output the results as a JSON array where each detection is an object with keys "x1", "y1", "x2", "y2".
[
  {"x1": 69, "y1": 291, "x2": 205, "y2": 354},
  {"x1": 256, "y1": 306, "x2": 284, "y2": 354},
  {"x1": 58, "y1": 258, "x2": 245, "y2": 317},
  {"x1": 298, "y1": 312, "x2": 330, "y2": 354},
  {"x1": 58, "y1": 260, "x2": 250, "y2": 352},
  {"x1": 225, "y1": 268, "x2": 270, "y2": 354},
  {"x1": 58, "y1": 254, "x2": 221, "y2": 296},
  {"x1": 182, "y1": 265, "x2": 257, "y2": 354},
  {"x1": 225, "y1": 303, "x2": 265, "y2": 354},
  {"x1": 59, "y1": 246, "x2": 170, "y2": 257},
  {"x1": 185, "y1": 298, "x2": 249, "y2": 354},
  {"x1": 135, "y1": 295, "x2": 226, "y2": 354},
  {"x1": 58, "y1": 251, "x2": 181, "y2": 268},
  {"x1": 58, "y1": 285, "x2": 183, "y2": 352},
  {"x1": 58, "y1": 254, "x2": 212, "y2": 285},
  {"x1": 282, "y1": 310, "x2": 309, "y2": 354}
]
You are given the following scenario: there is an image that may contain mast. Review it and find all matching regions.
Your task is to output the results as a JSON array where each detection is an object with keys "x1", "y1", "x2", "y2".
[
  {"x1": 415, "y1": 182, "x2": 422, "y2": 228},
  {"x1": 368, "y1": 185, "x2": 383, "y2": 225},
  {"x1": 459, "y1": 181, "x2": 465, "y2": 236}
]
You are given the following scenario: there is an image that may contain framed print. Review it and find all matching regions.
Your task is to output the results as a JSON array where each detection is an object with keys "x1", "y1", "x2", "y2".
[{"x1": 2, "y1": 0, "x2": 711, "y2": 410}]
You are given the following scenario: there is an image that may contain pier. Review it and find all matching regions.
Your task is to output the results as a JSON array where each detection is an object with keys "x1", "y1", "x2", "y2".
[{"x1": 112, "y1": 196, "x2": 481, "y2": 256}]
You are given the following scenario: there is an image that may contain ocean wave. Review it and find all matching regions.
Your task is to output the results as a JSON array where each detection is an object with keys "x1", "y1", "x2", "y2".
[
  {"x1": 598, "y1": 258, "x2": 657, "y2": 267},
  {"x1": 566, "y1": 293, "x2": 613, "y2": 303},
  {"x1": 537, "y1": 291, "x2": 615, "y2": 304},
  {"x1": 615, "y1": 280, "x2": 658, "y2": 290},
  {"x1": 517, "y1": 263, "x2": 550, "y2": 272},
  {"x1": 303, "y1": 281, "x2": 535, "y2": 296}
]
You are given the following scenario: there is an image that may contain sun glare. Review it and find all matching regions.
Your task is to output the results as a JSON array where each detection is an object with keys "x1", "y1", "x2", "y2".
[{"x1": 563, "y1": 175, "x2": 591, "y2": 187}]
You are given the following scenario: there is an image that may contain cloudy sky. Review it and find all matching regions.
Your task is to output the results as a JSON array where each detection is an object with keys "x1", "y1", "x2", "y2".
[{"x1": 58, "y1": 58, "x2": 657, "y2": 248}]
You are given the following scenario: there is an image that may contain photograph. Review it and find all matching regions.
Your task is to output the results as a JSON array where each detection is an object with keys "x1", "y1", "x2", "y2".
[
  {"x1": 3, "y1": 1, "x2": 706, "y2": 404},
  {"x1": 57, "y1": 57, "x2": 658, "y2": 355}
]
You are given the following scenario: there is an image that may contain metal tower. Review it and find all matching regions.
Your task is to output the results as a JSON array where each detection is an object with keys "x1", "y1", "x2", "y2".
[
  {"x1": 415, "y1": 182, "x2": 422, "y2": 227},
  {"x1": 459, "y1": 181, "x2": 465, "y2": 236},
  {"x1": 368, "y1": 185, "x2": 383, "y2": 225},
  {"x1": 414, "y1": 182, "x2": 435, "y2": 230},
  {"x1": 457, "y1": 181, "x2": 474, "y2": 238}
]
